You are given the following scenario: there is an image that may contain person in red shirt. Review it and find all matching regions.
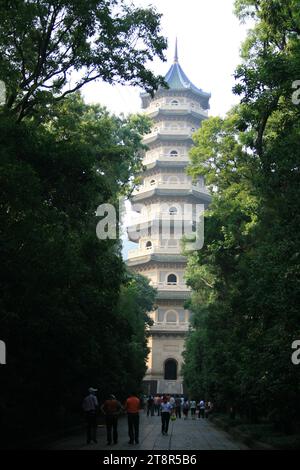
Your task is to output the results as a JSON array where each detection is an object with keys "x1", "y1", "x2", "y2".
[
  {"x1": 101, "y1": 394, "x2": 122, "y2": 445},
  {"x1": 124, "y1": 393, "x2": 141, "y2": 444}
]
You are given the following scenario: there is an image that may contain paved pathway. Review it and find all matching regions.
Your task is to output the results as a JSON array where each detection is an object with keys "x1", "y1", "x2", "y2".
[{"x1": 49, "y1": 412, "x2": 247, "y2": 450}]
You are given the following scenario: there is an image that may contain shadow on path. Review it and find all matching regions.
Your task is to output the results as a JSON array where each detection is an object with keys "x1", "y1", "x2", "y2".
[{"x1": 48, "y1": 411, "x2": 248, "y2": 450}]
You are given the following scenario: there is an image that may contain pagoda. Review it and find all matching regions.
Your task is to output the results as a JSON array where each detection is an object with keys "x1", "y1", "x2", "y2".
[{"x1": 127, "y1": 41, "x2": 211, "y2": 395}]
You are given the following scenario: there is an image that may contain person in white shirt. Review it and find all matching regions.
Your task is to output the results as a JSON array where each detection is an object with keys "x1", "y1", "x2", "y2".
[
  {"x1": 169, "y1": 395, "x2": 175, "y2": 406},
  {"x1": 82, "y1": 387, "x2": 99, "y2": 444},
  {"x1": 199, "y1": 400, "x2": 205, "y2": 419},
  {"x1": 190, "y1": 400, "x2": 197, "y2": 419},
  {"x1": 160, "y1": 396, "x2": 173, "y2": 435}
]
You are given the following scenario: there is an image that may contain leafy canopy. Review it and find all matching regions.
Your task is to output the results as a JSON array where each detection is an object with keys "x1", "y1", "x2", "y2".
[{"x1": 0, "y1": 0, "x2": 167, "y2": 120}]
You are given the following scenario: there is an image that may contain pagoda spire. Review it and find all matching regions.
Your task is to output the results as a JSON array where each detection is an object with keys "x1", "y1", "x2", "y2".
[{"x1": 174, "y1": 37, "x2": 178, "y2": 63}]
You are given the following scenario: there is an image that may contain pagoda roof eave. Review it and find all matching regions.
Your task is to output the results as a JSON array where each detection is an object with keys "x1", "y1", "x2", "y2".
[
  {"x1": 140, "y1": 87, "x2": 210, "y2": 99},
  {"x1": 130, "y1": 187, "x2": 212, "y2": 203},
  {"x1": 126, "y1": 254, "x2": 187, "y2": 267},
  {"x1": 137, "y1": 160, "x2": 189, "y2": 173}
]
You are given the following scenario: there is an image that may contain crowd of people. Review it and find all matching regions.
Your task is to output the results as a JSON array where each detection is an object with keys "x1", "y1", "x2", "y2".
[
  {"x1": 82, "y1": 387, "x2": 214, "y2": 445},
  {"x1": 145, "y1": 394, "x2": 213, "y2": 421}
]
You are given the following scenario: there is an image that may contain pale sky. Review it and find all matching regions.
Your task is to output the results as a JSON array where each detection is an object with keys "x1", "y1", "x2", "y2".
[{"x1": 82, "y1": 0, "x2": 252, "y2": 117}]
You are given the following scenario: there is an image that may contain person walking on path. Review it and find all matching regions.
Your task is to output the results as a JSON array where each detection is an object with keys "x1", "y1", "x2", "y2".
[
  {"x1": 82, "y1": 387, "x2": 99, "y2": 444},
  {"x1": 160, "y1": 396, "x2": 173, "y2": 435},
  {"x1": 125, "y1": 392, "x2": 141, "y2": 445},
  {"x1": 175, "y1": 396, "x2": 181, "y2": 419},
  {"x1": 147, "y1": 396, "x2": 154, "y2": 417},
  {"x1": 183, "y1": 399, "x2": 189, "y2": 420},
  {"x1": 190, "y1": 400, "x2": 197, "y2": 420},
  {"x1": 154, "y1": 395, "x2": 161, "y2": 416},
  {"x1": 205, "y1": 401, "x2": 214, "y2": 419},
  {"x1": 199, "y1": 400, "x2": 205, "y2": 419},
  {"x1": 101, "y1": 394, "x2": 122, "y2": 445},
  {"x1": 169, "y1": 395, "x2": 175, "y2": 407}
]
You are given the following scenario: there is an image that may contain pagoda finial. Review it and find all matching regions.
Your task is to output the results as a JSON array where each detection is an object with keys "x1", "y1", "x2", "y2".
[{"x1": 174, "y1": 37, "x2": 178, "y2": 63}]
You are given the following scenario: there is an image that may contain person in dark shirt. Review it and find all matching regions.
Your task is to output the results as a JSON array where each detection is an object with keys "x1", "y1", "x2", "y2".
[
  {"x1": 175, "y1": 396, "x2": 182, "y2": 419},
  {"x1": 147, "y1": 395, "x2": 154, "y2": 417},
  {"x1": 82, "y1": 387, "x2": 99, "y2": 444}
]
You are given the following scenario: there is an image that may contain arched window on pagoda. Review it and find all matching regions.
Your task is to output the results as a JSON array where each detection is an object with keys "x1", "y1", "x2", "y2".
[
  {"x1": 165, "y1": 310, "x2": 178, "y2": 324},
  {"x1": 169, "y1": 207, "x2": 178, "y2": 216},
  {"x1": 168, "y1": 176, "x2": 180, "y2": 184},
  {"x1": 167, "y1": 273, "x2": 177, "y2": 285}
]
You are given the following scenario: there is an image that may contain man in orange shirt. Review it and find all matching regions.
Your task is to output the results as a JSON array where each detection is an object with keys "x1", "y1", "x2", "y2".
[
  {"x1": 124, "y1": 392, "x2": 141, "y2": 444},
  {"x1": 101, "y1": 394, "x2": 122, "y2": 445}
]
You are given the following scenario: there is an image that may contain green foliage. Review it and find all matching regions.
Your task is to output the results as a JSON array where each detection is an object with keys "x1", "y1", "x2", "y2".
[
  {"x1": 116, "y1": 273, "x2": 156, "y2": 394},
  {"x1": 0, "y1": 93, "x2": 154, "y2": 445},
  {"x1": 183, "y1": 0, "x2": 300, "y2": 432},
  {"x1": 0, "y1": 0, "x2": 164, "y2": 446},
  {"x1": 0, "y1": 0, "x2": 167, "y2": 121}
]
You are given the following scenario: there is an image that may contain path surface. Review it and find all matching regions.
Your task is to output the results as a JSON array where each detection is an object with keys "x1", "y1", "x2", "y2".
[{"x1": 49, "y1": 412, "x2": 247, "y2": 450}]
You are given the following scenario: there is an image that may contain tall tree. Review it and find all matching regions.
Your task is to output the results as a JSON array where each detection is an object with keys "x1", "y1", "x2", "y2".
[
  {"x1": 0, "y1": 0, "x2": 167, "y2": 121},
  {"x1": 0, "y1": 93, "x2": 155, "y2": 445},
  {"x1": 0, "y1": 0, "x2": 165, "y2": 447},
  {"x1": 183, "y1": 0, "x2": 300, "y2": 431}
]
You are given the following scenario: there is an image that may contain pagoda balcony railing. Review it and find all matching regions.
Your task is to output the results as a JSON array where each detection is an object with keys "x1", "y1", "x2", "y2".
[
  {"x1": 149, "y1": 322, "x2": 189, "y2": 331},
  {"x1": 146, "y1": 104, "x2": 208, "y2": 117},
  {"x1": 143, "y1": 127, "x2": 196, "y2": 142},
  {"x1": 127, "y1": 244, "x2": 183, "y2": 259},
  {"x1": 143, "y1": 153, "x2": 189, "y2": 165},
  {"x1": 132, "y1": 180, "x2": 207, "y2": 195},
  {"x1": 150, "y1": 282, "x2": 191, "y2": 292},
  {"x1": 127, "y1": 210, "x2": 199, "y2": 226}
]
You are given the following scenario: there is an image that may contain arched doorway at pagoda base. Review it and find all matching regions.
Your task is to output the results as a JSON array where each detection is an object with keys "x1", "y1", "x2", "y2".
[{"x1": 164, "y1": 358, "x2": 178, "y2": 380}]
